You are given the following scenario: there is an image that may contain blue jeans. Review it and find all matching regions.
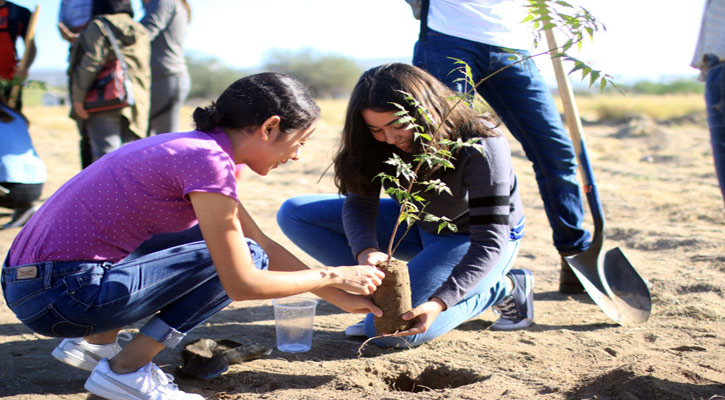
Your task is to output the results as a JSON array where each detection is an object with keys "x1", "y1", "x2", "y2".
[
  {"x1": 277, "y1": 194, "x2": 520, "y2": 348},
  {"x1": 413, "y1": 30, "x2": 590, "y2": 253},
  {"x1": 704, "y1": 55, "x2": 725, "y2": 202},
  {"x1": 1, "y1": 226, "x2": 268, "y2": 348}
]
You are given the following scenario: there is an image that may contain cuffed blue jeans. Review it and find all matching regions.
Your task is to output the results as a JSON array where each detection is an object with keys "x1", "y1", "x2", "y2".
[
  {"x1": 1, "y1": 226, "x2": 268, "y2": 348},
  {"x1": 413, "y1": 30, "x2": 590, "y2": 253},
  {"x1": 704, "y1": 54, "x2": 725, "y2": 202},
  {"x1": 277, "y1": 194, "x2": 520, "y2": 348}
]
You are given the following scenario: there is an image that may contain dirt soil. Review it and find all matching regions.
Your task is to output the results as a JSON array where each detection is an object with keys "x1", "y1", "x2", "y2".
[{"x1": 1, "y1": 106, "x2": 724, "y2": 400}]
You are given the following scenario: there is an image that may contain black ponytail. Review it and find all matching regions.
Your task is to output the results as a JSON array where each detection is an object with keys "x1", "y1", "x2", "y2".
[
  {"x1": 192, "y1": 72, "x2": 320, "y2": 136},
  {"x1": 191, "y1": 102, "x2": 220, "y2": 132}
]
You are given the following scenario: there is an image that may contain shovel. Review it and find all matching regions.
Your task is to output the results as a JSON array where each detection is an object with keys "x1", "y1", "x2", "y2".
[{"x1": 545, "y1": 29, "x2": 651, "y2": 325}]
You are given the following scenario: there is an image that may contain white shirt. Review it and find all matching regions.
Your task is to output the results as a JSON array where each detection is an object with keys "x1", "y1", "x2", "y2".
[
  {"x1": 692, "y1": 0, "x2": 725, "y2": 73},
  {"x1": 427, "y1": 0, "x2": 533, "y2": 51}
]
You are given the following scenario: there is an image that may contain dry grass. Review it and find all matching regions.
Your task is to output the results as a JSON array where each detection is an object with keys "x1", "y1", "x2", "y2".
[{"x1": 558, "y1": 93, "x2": 706, "y2": 121}]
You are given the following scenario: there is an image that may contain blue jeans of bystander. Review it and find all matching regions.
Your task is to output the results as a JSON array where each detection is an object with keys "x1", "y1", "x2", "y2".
[
  {"x1": 413, "y1": 30, "x2": 590, "y2": 253},
  {"x1": 704, "y1": 54, "x2": 725, "y2": 202}
]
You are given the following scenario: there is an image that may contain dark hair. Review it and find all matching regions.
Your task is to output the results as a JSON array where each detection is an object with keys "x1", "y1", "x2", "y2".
[
  {"x1": 333, "y1": 63, "x2": 498, "y2": 195},
  {"x1": 193, "y1": 72, "x2": 320, "y2": 137},
  {"x1": 92, "y1": 0, "x2": 134, "y2": 18}
]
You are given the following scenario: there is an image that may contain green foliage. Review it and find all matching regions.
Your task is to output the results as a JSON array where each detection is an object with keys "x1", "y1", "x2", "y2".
[
  {"x1": 0, "y1": 78, "x2": 48, "y2": 106},
  {"x1": 628, "y1": 79, "x2": 704, "y2": 95},
  {"x1": 524, "y1": 0, "x2": 616, "y2": 91},
  {"x1": 262, "y1": 48, "x2": 362, "y2": 99},
  {"x1": 186, "y1": 55, "x2": 250, "y2": 100}
]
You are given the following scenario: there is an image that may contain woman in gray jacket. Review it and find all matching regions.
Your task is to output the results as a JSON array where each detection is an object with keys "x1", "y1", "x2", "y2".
[{"x1": 69, "y1": 0, "x2": 150, "y2": 164}]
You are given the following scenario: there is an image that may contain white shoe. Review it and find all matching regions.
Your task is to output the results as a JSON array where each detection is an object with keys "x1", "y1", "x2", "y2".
[
  {"x1": 85, "y1": 358, "x2": 204, "y2": 400},
  {"x1": 51, "y1": 331, "x2": 132, "y2": 371},
  {"x1": 344, "y1": 320, "x2": 366, "y2": 337}
]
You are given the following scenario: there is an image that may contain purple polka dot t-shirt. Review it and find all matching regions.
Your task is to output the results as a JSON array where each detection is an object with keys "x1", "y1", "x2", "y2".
[{"x1": 8, "y1": 128, "x2": 238, "y2": 266}]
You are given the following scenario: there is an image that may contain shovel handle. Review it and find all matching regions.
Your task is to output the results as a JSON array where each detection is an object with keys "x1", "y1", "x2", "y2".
[
  {"x1": 544, "y1": 29, "x2": 591, "y2": 186},
  {"x1": 545, "y1": 29, "x2": 605, "y2": 232}
]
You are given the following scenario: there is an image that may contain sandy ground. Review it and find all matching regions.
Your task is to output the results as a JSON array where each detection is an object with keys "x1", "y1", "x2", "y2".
[{"x1": 1, "y1": 104, "x2": 724, "y2": 400}]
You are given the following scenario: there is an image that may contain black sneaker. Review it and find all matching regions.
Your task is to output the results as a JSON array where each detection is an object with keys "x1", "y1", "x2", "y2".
[{"x1": 491, "y1": 269, "x2": 534, "y2": 331}]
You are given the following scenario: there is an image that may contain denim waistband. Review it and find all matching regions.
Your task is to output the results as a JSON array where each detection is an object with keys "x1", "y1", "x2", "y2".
[{"x1": 2, "y1": 260, "x2": 110, "y2": 289}]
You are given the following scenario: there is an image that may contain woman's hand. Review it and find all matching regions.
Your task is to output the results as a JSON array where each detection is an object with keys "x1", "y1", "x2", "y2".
[
  {"x1": 327, "y1": 291, "x2": 383, "y2": 316},
  {"x1": 329, "y1": 265, "x2": 385, "y2": 295},
  {"x1": 73, "y1": 100, "x2": 89, "y2": 120},
  {"x1": 356, "y1": 248, "x2": 389, "y2": 266},
  {"x1": 392, "y1": 298, "x2": 446, "y2": 337}
]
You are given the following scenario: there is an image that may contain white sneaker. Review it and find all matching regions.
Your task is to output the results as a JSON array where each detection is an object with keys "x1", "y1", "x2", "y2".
[
  {"x1": 344, "y1": 320, "x2": 366, "y2": 337},
  {"x1": 51, "y1": 332, "x2": 132, "y2": 371},
  {"x1": 85, "y1": 358, "x2": 204, "y2": 400}
]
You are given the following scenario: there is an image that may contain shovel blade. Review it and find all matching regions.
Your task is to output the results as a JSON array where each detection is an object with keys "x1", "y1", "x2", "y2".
[
  {"x1": 565, "y1": 249, "x2": 629, "y2": 325},
  {"x1": 565, "y1": 245, "x2": 652, "y2": 326},
  {"x1": 601, "y1": 247, "x2": 652, "y2": 325}
]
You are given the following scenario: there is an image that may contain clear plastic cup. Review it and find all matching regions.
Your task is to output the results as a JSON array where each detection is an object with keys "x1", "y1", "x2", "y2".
[{"x1": 273, "y1": 297, "x2": 318, "y2": 353}]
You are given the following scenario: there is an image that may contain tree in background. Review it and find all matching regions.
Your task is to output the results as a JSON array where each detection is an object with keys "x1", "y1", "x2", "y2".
[
  {"x1": 263, "y1": 49, "x2": 362, "y2": 99},
  {"x1": 186, "y1": 55, "x2": 248, "y2": 100},
  {"x1": 185, "y1": 50, "x2": 362, "y2": 101}
]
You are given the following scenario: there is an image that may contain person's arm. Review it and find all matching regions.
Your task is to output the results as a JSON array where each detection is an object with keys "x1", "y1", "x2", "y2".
[
  {"x1": 189, "y1": 191, "x2": 384, "y2": 314},
  {"x1": 342, "y1": 192, "x2": 387, "y2": 261},
  {"x1": 14, "y1": 7, "x2": 36, "y2": 78},
  {"x1": 58, "y1": 22, "x2": 78, "y2": 43},
  {"x1": 15, "y1": 39, "x2": 36, "y2": 77},
  {"x1": 139, "y1": 0, "x2": 173, "y2": 40}
]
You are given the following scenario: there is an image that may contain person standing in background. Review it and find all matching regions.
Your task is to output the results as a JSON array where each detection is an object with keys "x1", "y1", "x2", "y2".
[
  {"x1": 140, "y1": 0, "x2": 191, "y2": 135},
  {"x1": 408, "y1": 0, "x2": 592, "y2": 293},
  {"x1": 692, "y1": 0, "x2": 725, "y2": 203},
  {"x1": 58, "y1": 0, "x2": 93, "y2": 168},
  {"x1": 68, "y1": 0, "x2": 150, "y2": 163},
  {"x1": 0, "y1": 0, "x2": 36, "y2": 112}
]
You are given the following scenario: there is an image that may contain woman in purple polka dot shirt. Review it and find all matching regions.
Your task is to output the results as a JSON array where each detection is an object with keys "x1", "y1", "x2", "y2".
[{"x1": 2, "y1": 72, "x2": 384, "y2": 399}]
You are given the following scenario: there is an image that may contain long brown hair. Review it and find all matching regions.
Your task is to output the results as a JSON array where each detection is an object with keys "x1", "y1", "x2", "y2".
[{"x1": 333, "y1": 63, "x2": 498, "y2": 195}]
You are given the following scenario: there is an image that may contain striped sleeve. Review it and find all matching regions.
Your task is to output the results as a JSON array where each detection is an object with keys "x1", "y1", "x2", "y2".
[{"x1": 431, "y1": 136, "x2": 518, "y2": 308}]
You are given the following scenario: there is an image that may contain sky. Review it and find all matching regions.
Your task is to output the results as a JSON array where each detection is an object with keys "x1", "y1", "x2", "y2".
[{"x1": 19, "y1": 0, "x2": 707, "y2": 85}]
